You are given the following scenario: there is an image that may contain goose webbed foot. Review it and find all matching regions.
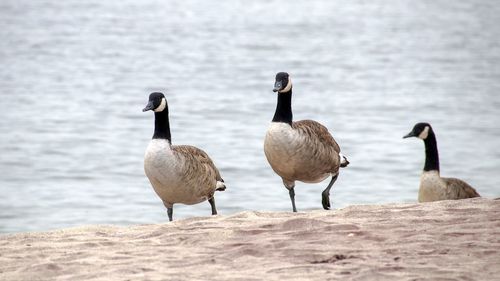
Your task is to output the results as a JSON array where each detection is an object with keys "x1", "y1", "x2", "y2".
[
  {"x1": 321, "y1": 174, "x2": 338, "y2": 210},
  {"x1": 208, "y1": 197, "x2": 217, "y2": 215}
]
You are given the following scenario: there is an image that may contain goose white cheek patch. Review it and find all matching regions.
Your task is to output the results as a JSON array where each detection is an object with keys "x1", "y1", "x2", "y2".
[
  {"x1": 418, "y1": 126, "x2": 430, "y2": 140},
  {"x1": 279, "y1": 78, "x2": 292, "y2": 93},
  {"x1": 154, "y1": 98, "x2": 167, "y2": 112}
]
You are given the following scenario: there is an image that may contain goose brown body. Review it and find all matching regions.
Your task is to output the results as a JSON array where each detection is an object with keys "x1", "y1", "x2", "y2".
[
  {"x1": 419, "y1": 171, "x2": 480, "y2": 202},
  {"x1": 264, "y1": 120, "x2": 341, "y2": 187},
  {"x1": 144, "y1": 140, "x2": 223, "y2": 207}
]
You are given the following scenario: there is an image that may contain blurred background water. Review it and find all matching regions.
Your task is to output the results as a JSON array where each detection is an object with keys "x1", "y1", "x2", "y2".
[{"x1": 0, "y1": 0, "x2": 499, "y2": 233}]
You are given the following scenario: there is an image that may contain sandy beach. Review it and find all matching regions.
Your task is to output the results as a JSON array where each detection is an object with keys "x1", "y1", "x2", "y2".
[{"x1": 1, "y1": 198, "x2": 499, "y2": 281}]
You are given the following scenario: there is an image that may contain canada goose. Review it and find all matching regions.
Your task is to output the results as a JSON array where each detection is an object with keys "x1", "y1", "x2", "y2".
[
  {"x1": 403, "y1": 122, "x2": 480, "y2": 202},
  {"x1": 264, "y1": 72, "x2": 349, "y2": 212},
  {"x1": 143, "y1": 92, "x2": 226, "y2": 221}
]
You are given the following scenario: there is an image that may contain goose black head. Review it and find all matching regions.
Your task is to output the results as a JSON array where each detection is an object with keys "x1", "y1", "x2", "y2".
[
  {"x1": 403, "y1": 122, "x2": 433, "y2": 140},
  {"x1": 143, "y1": 92, "x2": 167, "y2": 112},
  {"x1": 273, "y1": 72, "x2": 292, "y2": 93}
]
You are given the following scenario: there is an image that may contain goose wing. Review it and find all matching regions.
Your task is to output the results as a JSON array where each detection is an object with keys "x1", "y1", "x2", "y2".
[
  {"x1": 291, "y1": 119, "x2": 343, "y2": 173},
  {"x1": 292, "y1": 120, "x2": 341, "y2": 153},
  {"x1": 172, "y1": 145, "x2": 224, "y2": 182},
  {"x1": 442, "y1": 177, "x2": 480, "y2": 199}
]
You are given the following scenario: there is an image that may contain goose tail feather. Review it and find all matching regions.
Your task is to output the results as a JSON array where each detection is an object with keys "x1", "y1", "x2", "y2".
[
  {"x1": 216, "y1": 180, "x2": 226, "y2": 191},
  {"x1": 339, "y1": 153, "x2": 350, "y2": 168}
]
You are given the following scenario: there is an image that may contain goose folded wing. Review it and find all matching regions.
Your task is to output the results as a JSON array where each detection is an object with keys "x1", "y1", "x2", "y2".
[
  {"x1": 172, "y1": 145, "x2": 223, "y2": 182},
  {"x1": 292, "y1": 120, "x2": 341, "y2": 153},
  {"x1": 442, "y1": 177, "x2": 480, "y2": 198}
]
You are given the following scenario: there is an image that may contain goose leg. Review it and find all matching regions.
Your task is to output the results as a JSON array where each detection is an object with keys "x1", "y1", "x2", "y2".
[
  {"x1": 322, "y1": 174, "x2": 338, "y2": 210},
  {"x1": 167, "y1": 207, "x2": 173, "y2": 221},
  {"x1": 283, "y1": 180, "x2": 297, "y2": 212},
  {"x1": 208, "y1": 197, "x2": 217, "y2": 215},
  {"x1": 163, "y1": 202, "x2": 174, "y2": 221},
  {"x1": 289, "y1": 187, "x2": 298, "y2": 213}
]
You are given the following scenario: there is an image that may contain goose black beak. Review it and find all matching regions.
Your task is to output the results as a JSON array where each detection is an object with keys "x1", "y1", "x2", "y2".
[
  {"x1": 142, "y1": 101, "x2": 155, "y2": 112},
  {"x1": 403, "y1": 132, "x2": 416, "y2": 139},
  {"x1": 273, "y1": 81, "x2": 282, "y2": 92}
]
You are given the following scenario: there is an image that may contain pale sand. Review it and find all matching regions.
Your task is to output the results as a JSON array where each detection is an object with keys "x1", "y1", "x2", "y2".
[{"x1": 1, "y1": 198, "x2": 499, "y2": 281}]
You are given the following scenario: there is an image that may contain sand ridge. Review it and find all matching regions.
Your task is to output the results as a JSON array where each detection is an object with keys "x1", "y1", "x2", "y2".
[{"x1": 1, "y1": 198, "x2": 499, "y2": 280}]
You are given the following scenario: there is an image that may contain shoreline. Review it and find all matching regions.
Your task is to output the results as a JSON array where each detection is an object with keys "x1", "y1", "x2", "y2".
[{"x1": 1, "y1": 198, "x2": 499, "y2": 280}]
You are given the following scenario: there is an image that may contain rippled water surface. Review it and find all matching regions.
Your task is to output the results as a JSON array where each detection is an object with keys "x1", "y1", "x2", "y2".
[{"x1": 1, "y1": 0, "x2": 499, "y2": 233}]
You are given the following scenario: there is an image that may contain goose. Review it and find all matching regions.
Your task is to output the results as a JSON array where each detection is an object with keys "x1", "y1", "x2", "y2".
[
  {"x1": 403, "y1": 122, "x2": 480, "y2": 202},
  {"x1": 143, "y1": 92, "x2": 226, "y2": 221},
  {"x1": 264, "y1": 72, "x2": 349, "y2": 212}
]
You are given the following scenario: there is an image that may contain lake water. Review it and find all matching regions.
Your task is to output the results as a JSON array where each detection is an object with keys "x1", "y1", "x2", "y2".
[{"x1": 1, "y1": 0, "x2": 499, "y2": 233}]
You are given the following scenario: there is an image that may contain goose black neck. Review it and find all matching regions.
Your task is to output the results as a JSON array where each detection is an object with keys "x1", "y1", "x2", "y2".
[
  {"x1": 153, "y1": 110, "x2": 171, "y2": 142},
  {"x1": 423, "y1": 131, "x2": 439, "y2": 172},
  {"x1": 272, "y1": 91, "x2": 293, "y2": 125}
]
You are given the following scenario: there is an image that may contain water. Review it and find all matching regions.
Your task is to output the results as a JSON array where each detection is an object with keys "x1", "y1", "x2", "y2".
[{"x1": 1, "y1": 0, "x2": 499, "y2": 233}]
